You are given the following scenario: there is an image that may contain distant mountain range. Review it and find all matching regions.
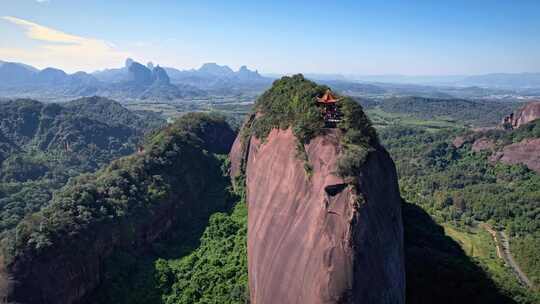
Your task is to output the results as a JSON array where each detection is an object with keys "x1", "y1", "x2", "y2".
[
  {"x1": 2, "y1": 58, "x2": 539, "y2": 102},
  {"x1": 346, "y1": 73, "x2": 540, "y2": 89},
  {"x1": 0, "y1": 59, "x2": 272, "y2": 101}
]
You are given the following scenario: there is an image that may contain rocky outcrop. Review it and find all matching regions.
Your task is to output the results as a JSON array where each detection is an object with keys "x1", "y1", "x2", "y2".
[
  {"x1": 127, "y1": 62, "x2": 153, "y2": 85},
  {"x1": 502, "y1": 101, "x2": 540, "y2": 129},
  {"x1": 471, "y1": 137, "x2": 496, "y2": 152},
  {"x1": 514, "y1": 102, "x2": 540, "y2": 128},
  {"x1": 231, "y1": 127, "x2": 405, "y2": 304},
  {"x1": 151, "y1": 66, "x2": 170, "y2": 84},
  {"x1": 452, "y1": 136, "x2": 467, "y2": 148},
  {"x1": 490, "y1": 138, "x2": 540, "y2": 173}
]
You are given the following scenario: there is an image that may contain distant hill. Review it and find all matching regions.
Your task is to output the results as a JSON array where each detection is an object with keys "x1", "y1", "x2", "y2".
[
  {"x1": 0, "y1": 58, "x2": 272, "y2": 100},
  {"x1": 163, "y1": 63, "x2": 272, "y2": 94},
  {"x1": 318, "y1": 79, "x2": 387, "y2": 95},
  {"x1": 0, "y1": 96, "x2": 165, "y2": 232},
  {"x1": 93, "y1": 60, "x2": 272, "y2": 96},
  {"x1": 359, "y1": 96, "x2": 521, "y2": 127},
  {"x1": 351, "y1": 73, "x2": 540, "y2": 90},
  {"x1": 0, "y1": 59, "x2": 205, "y2": 101},
  {"x1": 1, "y1": 113, "x2": 236, "y2": 304},
  {"x1": 0, "y1": 97, "x2": 163, "y2": 163},
  {"x1": 457, "y1": 73, "x2": 540, "y2": 89}
]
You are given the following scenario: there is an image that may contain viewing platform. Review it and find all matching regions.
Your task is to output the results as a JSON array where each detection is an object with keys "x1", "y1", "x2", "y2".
[{"x1": 317, "y1": 89, "x2": 343, "y2": 127}]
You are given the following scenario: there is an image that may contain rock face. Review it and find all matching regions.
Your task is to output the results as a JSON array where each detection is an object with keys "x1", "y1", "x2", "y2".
[
  {"x1": 452, "y1": 136, "x2": 466, "y2": 148},
  {"x1": 490, "y1": 138, "x2": 540, "y2": 173},
  {"x1": 152, "y1": 66, "x2": 170, "y2": 84},
  {"x1": 502, "y1": 101, "x2": 540, "y2": 129},
  {"x1": 231, "y1": 127, "x2": 405, "y2": 304},
  {"x1": 127, "y1": 62, "x2": 153, "y2": 85},
  {"x1": 514, "y1": 101, "x2": 540, "y2": 128},
  {"x1": 471, "y1": 137, "x2": 496, "y2": 152}
]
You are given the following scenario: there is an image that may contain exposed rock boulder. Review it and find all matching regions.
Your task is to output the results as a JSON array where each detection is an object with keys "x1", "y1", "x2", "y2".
[
  {"x1": 452, "y1": 136, "x2": 467, "y2": 148},
  {"x1": 490, "y1": 138, "x2": 540, "y2": 173},
  {"x1": 231, "y1": 126, "x2": 405, "y2": 304},
  {"x1": 502, "y1": 101, "x2": 540, "y2": 129},
  {"x1": 471, "y1": 137, "x2": 496, "y2": 152}
]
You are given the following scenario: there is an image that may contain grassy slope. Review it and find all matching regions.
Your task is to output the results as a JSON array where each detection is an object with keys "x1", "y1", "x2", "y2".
[
  {"x1": 367, "y1": 107, "x2": 464, "y2": 131},
  {"x1": 442, "y1": 224, "x2": 534, "y2": 297}
]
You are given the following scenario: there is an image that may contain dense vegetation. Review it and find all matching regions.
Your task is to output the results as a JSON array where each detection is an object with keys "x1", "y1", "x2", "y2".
[
  {"x1": 145, "y1": 80, "x2": 536, "y2": 304},
  {"x1": 358, "y1": 96, "x2": 520, "y2": 127},
  {"x1": 379, "y1": 123, "x2": 540, "y2": 302},
  {"x1": 403, "y1": 202, "x2": 519, "y2": 304},
  {"x1": 91, "y1": 142, "x2": 248, "y2": 304},
  {"x1": 461, "y1": 118, "x2": 540, "y2": 148},
  {"x1": 157, "y1": 198, "x2": 248, "y2": 304},
  {"x1": 244, "y1": 74, "x2": 378, "y2": 178},
  {"x1": 1, "y1": 112, "x2": 233, "y2": 258},
  {"x1": 91, "y1": 160, "x2": 246, "y2": 304},
  {"x1": 0, "y1": 97, "x2": 163, "y2": 233},
  {"x1": 2, "y1": 79, "x2": 536, "y2": 303}
]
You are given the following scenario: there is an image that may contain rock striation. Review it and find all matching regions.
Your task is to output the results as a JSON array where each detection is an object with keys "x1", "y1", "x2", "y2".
[{"x1": 231, "y1": 124, "x2": 405, "y2": 303}]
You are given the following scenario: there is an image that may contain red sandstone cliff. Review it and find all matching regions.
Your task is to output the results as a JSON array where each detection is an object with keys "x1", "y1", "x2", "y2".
[
  {"x1": 231, "y1": 128, "x2": 405, "y2": 304},
  {"x1": 513, "y1": 101, "x2": 540, "y2": 128},
  {"x1": 490, "y1": 138, "x2": 540, "y2": 173},
  {"x1": 502, "y1": 101, "x2": 540, "y2": 129}
]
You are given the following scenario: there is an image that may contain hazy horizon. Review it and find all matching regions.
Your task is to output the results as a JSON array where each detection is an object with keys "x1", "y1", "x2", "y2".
[{"x1": 1, "y1": 0, "x2": 540, "y2": 75}]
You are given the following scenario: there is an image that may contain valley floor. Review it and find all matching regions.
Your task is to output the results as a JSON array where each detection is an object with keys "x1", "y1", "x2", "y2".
[{"x1": 443, "y1": 223, "x2": 537, "y2": 298}]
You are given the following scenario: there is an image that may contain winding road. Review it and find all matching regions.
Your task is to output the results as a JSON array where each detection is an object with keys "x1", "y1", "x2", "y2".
[{"x1": 482, "y1": 223, "x2": 533, "y2": 289}]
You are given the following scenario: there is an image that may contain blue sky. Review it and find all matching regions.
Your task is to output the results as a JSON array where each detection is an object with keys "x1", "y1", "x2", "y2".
[{"x1": 1, "y1": 0, "x2": 539, "y2": 75}]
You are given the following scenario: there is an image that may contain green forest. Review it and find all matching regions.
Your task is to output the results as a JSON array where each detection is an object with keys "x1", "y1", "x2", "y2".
[
  {"x1": 378, "y1": 121, "x2": 540, "y2": 302},
  {"x1": 0, "y1": 82, "x2": 538, "y2": 303},
  {"x1": 0, "y1": 97, "x2": 163, "y2": 234}
]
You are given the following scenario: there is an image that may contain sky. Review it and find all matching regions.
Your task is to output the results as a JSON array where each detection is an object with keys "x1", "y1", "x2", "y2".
[{"x1": 0, "y1": 0, "x2": 539, "y2": 75}]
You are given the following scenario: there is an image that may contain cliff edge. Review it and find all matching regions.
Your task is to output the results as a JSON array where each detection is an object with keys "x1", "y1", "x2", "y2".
[{"x1": 231, "y1": 75, "x2": 405, "y2": 304}]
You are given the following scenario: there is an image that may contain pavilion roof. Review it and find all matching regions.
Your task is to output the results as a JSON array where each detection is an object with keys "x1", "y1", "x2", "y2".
[{"x1": 317, "y1": 89, "x2": 340, "y2": 104}]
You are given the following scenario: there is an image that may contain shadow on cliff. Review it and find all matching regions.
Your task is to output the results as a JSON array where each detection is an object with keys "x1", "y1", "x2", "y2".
[
  {"x1": 86, "y1": 158, "x2": 238, "y2": 304},
  {"x1": 403, "y1": 202, "x2": 517, "y2": 304}
]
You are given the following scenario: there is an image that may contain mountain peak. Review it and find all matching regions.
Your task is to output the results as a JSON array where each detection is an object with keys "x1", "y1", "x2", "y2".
[
  {"x1": 229, "y1": 76, "x2": 404, "y2": 304},
  {"x1": 127, "y1": 61, "x2": 153, "y2": 85},
  {"x1": 125, "y1": 58, "x2": 134, "y2": 68},
  {"x1": 151, "y1": 65, "x2": 170, "y2": 85},
  {"x1": 198, "y1": 62, "x2": 234, "y2": 76}
]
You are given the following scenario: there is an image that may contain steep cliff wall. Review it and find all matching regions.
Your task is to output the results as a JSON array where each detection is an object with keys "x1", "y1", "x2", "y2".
[
  {"x1": 513, "y1": 101, "x2": 540, "y2": 128},
  {"x1": 231, "y1": 126, "x2": 405, "y2": 304},
  {"x1": 502, "y1": 101, "x2": 540, "y2": 129}
]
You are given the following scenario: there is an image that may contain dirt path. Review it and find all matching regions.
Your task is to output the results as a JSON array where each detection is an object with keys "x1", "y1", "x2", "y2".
[{"x1": 481, "y1": 223, "x2": 533, "y2": 289}]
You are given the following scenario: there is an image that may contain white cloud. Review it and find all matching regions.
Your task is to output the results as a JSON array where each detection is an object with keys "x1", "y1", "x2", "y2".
[
  {"x1": 36, "y1": 0, "x2": 50, "y2": 3},
  {"x1": 0, "y1": 16, "x2": 130, "y2": 72}
]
